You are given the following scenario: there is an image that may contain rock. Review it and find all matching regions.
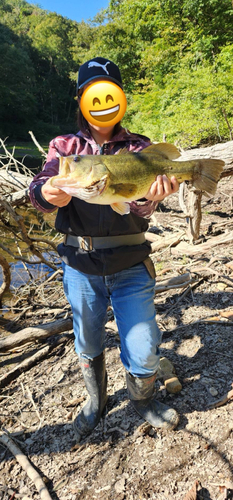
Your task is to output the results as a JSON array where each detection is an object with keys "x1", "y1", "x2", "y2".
[
  {"x1": 186, "y1": 421, "x2": 196, "y2": 431},
  {"x1": 209, "y1": 386, "x2": 218, "y2": 396},
  {"x1": 160, "y1": 357, "x2": 176, "y2": 374},
  {"x1": 157, "y1": 357, "x2": 182, "y2": 394},
  {"x1": 165, "y1": 376, "x2": 182, "y2": 394}
]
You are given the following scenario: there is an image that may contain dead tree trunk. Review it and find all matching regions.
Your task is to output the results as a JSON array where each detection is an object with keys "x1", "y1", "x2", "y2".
[{"x1": 179, "y1": 140, "x2": 233, "y2": 241}]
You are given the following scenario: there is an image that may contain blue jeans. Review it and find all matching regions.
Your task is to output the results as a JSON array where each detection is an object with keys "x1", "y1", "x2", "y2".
[{"x1": 62, "y1": 261, "x2": 162, "y2": 377}]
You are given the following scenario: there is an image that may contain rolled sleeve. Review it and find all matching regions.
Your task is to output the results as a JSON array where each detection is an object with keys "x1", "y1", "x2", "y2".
[{"x1": 130, "y1": 200, "x2": 158, "y2": 219}]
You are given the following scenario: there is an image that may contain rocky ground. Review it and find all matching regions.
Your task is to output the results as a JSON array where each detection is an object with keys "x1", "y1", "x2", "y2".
[{"x1": 0, "y1": 176, "x2": 232, "y2": 500}]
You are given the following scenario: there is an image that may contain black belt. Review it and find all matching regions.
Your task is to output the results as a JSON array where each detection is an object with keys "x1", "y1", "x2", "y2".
[{"x1": 63, "y1": 233, "x2": 146, "y2": 251}]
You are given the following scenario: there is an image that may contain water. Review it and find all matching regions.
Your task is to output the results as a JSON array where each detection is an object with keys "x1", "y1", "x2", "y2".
[{"x1": 0, "y1": 204, "x2": 60, "y2": 311}]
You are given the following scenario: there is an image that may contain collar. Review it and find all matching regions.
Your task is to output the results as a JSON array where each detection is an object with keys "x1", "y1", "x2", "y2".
[{"x1": 76, "y1": 127, "x2": 150, "y2": 146}]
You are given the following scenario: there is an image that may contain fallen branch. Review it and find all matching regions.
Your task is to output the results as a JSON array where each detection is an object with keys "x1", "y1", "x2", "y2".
[
  {"x1": 208, "y1": 384, "x2": 233, "y2": 409},
  {"x1": 28, "y1": 130, "x2": 47, "y2": 158},
  {"x1": 0, "y1": 317, "x2": 73, "y2": 352},
  {"x1": 146, "y1": 231, "x2": 185, "y2": 253},
  {"x1": 179, "y1": 140, "x2": 233, "y2": 173},
  {"x1": 0, "y1": 196, "x2": 58, "y2": 270},
  {"x1": 177, "y1": 140, "x2": 233, "y2": 241},
  {"x1": 0, "y1": 332, "x2": 74, "y2": 389},
  {"x1": 171, "y1": 231, "x2": 233, "y2": 256},
  {"x1": 155, "y1": 272, "x2": 198, "y2": 294},
  {"x1": 4, "y1": 187, "x2": 30, "y2": 207},
  {"x1": 0, "y1": 431, "x2": 52, "y2": 500}
]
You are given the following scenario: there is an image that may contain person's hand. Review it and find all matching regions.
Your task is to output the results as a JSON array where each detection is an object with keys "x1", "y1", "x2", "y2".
[
  {"x1": 41, "y1": 179, "x2": 72, "y2": 207},
  {"x1": 146, "y1": 175, "x2": 179, "y2": 202}
]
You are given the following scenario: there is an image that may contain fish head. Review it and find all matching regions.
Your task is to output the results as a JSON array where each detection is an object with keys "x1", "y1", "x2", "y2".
[{"x1": 50, "y1": 155, "x2": 109, "y2": 199}]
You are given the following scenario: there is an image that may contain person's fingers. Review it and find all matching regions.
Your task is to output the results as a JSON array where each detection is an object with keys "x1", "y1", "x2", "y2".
[{"x1": 170, "y1": 176, "x2": 179, "y2": 193}]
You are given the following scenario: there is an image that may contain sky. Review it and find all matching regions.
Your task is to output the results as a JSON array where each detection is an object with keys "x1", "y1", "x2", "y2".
[{"x1": 29, "y1": 0, "x2": 110, "y2": 23}]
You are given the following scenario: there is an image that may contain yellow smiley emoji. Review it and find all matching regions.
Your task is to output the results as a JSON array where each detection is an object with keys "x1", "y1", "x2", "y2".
[{"x1": 80, "y1": 81, "x2": 127, "y2": 127}]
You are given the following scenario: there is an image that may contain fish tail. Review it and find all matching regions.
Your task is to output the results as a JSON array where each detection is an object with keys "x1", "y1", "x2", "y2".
[{"x1": 192, "y1": 159, "x2": 224, "y2": 195}]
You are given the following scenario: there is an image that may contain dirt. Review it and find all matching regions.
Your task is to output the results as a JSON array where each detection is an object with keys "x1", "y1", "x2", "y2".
[{"x1": 0, "y1": 176, "x2": 233, "y2": 500}]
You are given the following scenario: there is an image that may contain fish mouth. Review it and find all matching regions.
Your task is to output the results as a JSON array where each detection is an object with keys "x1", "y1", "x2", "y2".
[{"x1": 90, "y1": 104, "x2": 120, "y2": 122}]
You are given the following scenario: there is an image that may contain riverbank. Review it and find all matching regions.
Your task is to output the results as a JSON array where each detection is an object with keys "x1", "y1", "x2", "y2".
[{"x1": 0, "y1": 175, "x2": 232, "y2": 500}]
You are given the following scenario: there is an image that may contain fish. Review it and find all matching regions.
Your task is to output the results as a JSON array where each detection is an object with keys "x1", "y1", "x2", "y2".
[{"x1": 50, "y1": 143, "x2": 224, "y2": 215}]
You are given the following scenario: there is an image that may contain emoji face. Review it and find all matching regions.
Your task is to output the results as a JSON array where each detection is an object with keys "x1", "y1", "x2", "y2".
[{"x1": 80, "y1": 80, "x2": 127, "y2": 127}]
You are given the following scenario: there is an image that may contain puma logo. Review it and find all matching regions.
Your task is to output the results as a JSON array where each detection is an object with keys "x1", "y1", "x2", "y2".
[{"x1": 88, "y1": 61, "x2": 111, "y2": 75}]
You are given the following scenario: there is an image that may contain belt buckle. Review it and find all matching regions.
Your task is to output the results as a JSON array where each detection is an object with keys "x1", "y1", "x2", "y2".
[{"x1": 80, "y1": 236, "x2": 93, "y2": 251}]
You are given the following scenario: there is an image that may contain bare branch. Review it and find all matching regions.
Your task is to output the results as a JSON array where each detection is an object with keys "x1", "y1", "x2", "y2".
[{"x1": 0, "y1": 431, "x2": 52, "y2": 500}]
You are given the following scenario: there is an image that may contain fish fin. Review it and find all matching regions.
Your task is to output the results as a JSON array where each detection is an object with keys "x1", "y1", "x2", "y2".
[
  {"x1": 110, "y1": 202, "x2": 130, "y2": 215},
  {"x1": 193, "y1": 159, "x2": 224, "y2": 194},
  {"x1": 110, "y1": 183, "x2": 138, "y2": 197},
  {"x1": 142, "y1": 143, "x2": 181, "y2": 160}
]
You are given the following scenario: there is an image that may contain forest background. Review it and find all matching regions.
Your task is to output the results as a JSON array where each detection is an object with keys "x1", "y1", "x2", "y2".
[{"x1": 0, "y1": 0, "x2": 233, "y2": 150}]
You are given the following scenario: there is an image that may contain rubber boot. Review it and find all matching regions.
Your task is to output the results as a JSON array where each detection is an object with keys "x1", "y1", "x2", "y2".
[
  {"x1": 126, "y1": 372, "x2": 179, "y2": 430},
  {"x1": 73, "y1": 352, "x2": 108, "y2": 441}
]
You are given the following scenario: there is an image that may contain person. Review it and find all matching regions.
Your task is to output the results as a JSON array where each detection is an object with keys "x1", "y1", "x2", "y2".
[{"x1": 29, "y1": 57, "x2": 180, "y2": 441}]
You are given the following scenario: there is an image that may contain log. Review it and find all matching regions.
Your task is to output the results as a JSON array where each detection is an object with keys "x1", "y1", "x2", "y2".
[
  {"x1": 179, "y1": 140, "x2": 233, "y2": 173},
  {"x1": 0, "y1": 432, "x2": 52, "y2": 499},
  {"x1": 146, "y1": 231, "x2": 185, "y2": 252},
  {"x1": 177, "y1": 140, "x2": 233, "y2": 241},
  {"x1": 4, "y1": 187, "x2": 30, "y2": 207},
  {"x1": 171, "y1": 231, "x2": 233, "y2": 256},
  {"x1": 0, "y1": 169, "x2": 32, "y2": 192},
  {"x1": 0, "y1": 317, "x2": 73, "y2": 352},
  {"x1": 0, "y1": 332, "x2": 74, "y2": 389}
]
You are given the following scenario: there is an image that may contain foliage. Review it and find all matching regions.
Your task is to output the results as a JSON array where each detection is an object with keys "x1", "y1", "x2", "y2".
[
  {"x1": 0, "y1": 0, "x2": 78, "y2": 141},
  {"x1": 0, "y1": 0, "x2": 232, "y2": 146}
]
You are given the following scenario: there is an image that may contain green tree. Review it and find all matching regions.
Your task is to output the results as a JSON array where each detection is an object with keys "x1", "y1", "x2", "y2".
[
  {"x1": 0, "y1": 0, "x2": 233, "y2": 145},
  {"x1": 0, "y1": 23, "x2": 37, "y2": 139}
]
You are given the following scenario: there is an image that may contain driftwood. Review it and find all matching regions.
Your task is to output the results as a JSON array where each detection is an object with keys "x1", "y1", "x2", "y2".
[
  {"x1": 178, "y1": 140, "x2": 233, "y2": 241},
  {"x1": 179, "y1": 140, "x2": 233, "y2": 175},
  {"x1": 154, "y1": 272, "x2": 198, "y2": 294},
  {"x1": 146, "y1": 231, "x2": 185, "y2": 252},
  {"x1": 0, "y1": 332, "x2": 74, "y2": 389},
  {"x1": 28, "y1": 130, "x2": 47, "y2": 158},
  {"x1": 171, "y1": 231, "x2": 233, "y2": 256},
  {"x1": 0, "y1": 169, "x2": 32, "y2": 191},
  {"x1": 0, "y1": 138, "x2": 33, "y2": 208},
  {"x1": 0, "y1": 317, "x2": 73, "y2": 352},
  {"x1": 0, "y1": 432, "x2": 52, "y2": 499}
]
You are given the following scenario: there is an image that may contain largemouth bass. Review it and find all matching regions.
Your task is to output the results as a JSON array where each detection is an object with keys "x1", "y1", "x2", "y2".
[{"x1": 50, "y1": 143, "x2": 224, "y2": 215}]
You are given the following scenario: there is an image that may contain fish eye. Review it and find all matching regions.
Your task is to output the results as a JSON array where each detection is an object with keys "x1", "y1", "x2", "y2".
[
  {"x1": 93, "y1": 97, "x2": 101, "y2": 105},
  {"x1": 73, "y1": 155, "x2": 80, "y2": 162},
  {"x1": 106, "y1": 94, "x2": 113, "y2": 103}
]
